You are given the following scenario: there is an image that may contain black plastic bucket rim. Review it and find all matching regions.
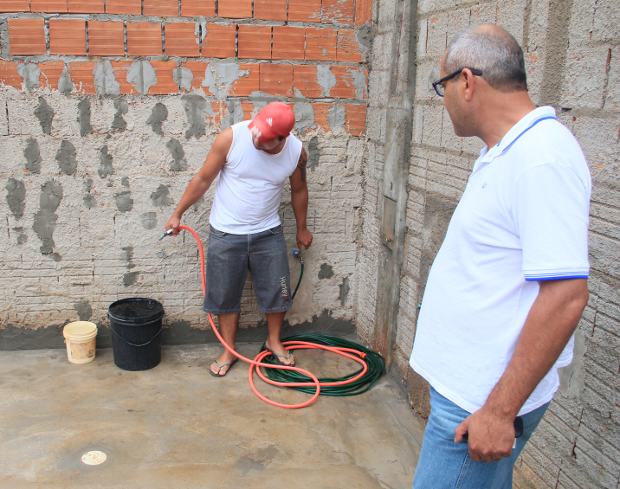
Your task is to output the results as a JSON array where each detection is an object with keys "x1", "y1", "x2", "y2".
[{"x1": 108, "y1": 297, "x2": 165, "y2": 325}]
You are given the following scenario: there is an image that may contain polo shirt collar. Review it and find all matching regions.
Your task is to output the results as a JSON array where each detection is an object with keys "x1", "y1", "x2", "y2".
[{"x1": 476, "y1": 106, "x2": 557, "y2": 165}]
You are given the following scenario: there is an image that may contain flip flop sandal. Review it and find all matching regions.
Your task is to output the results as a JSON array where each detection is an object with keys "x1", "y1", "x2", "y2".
[
  {"x1": 264, "y1": 347, "x2": 296, "y2": 367},
  {"x1": 209, "y1": 358, "x2": 238, "y2": 377}
]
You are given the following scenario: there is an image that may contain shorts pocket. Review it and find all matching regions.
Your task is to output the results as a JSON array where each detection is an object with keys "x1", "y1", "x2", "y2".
[
  {"x1": 268, "y1": 225, "x2": 282, "y2": 235},
  {"x1": 210, "y1": 226, "x2": 228, "y2": 238}
]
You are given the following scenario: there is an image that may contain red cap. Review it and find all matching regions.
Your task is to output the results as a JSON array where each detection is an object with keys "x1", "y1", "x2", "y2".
[{"x1": 248, "y1": 102, "x2": 295, "y2": 142}]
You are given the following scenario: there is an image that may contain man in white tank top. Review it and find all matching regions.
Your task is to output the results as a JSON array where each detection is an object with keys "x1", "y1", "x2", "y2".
[{"x1": 165, "y1": 103, "x2": 312, "y2": 377}]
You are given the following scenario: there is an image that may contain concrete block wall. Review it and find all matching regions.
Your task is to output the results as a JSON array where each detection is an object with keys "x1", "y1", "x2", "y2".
[
  {"x1": 0, "y1": 0, "x2": 370, "y2": 347},
  {"x1": 357, "y1": 0, "x2": 620, "y2": 487}
]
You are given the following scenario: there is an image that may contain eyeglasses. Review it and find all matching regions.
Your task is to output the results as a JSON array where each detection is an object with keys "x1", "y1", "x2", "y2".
[{"x1": 432, "y1": 68, "x2": 483, "y2": 97}]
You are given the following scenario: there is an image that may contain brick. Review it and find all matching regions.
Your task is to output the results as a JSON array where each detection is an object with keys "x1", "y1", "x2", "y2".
[
  {"x1": 203, "y1": 23, "x2": 236, "y2": 59},
  {"x1": 254, "y1": 0, "x2": 287, "y2": 21},
  {"x1": 343, "y1": 104, "x2": 366, "y2": 135},
  {"x1": 240, "y1": 101, "x2": 254, "y2": 121},
  {"x1": 229, "y1": 63, "x2": 259, "y2": 96},
  {"x1": 109, "y1": 61, "x2": 138, "y2": 94},
  {"x1": 30, "y1": 0, "x2": 67, "y2": 12},
  {"x1": 69, "y1": 62, "x2": 97, "y2": 94},
  {"x1": 165, "y1": 23, "x2": 199, "y2": 57},
  {"x1": 127, "y1": 22, "x2": 163, "y2": 57},
  {"x1": 322, "y1": 0, "x2": 354, "y2": 24},
  {"x1": 337, "y1": 29, "x2": 363, "y2": 62},
  {"x1": 39, "y1": 61, "x2": 66, "y2": 90},
  {"x1": 288, "y1": 0, "x2": 320, "y2": 22},
  {"x1": 305, "y1": 27, "x2": 337, "y2": 61},
  {"x1": 331, "y1": 66, "x2": 367, "y2": 99},
  {"x1": 238, "y1": 25, "x2": 271, "y2": 60},
  {"x1": 0, "y1": 0, "x2": 30, "y2": 12},
  {"x1": 181, "y1": 0, "x2": 215, "y2": 17},
  {"x1": 312, "y1": 102, "x2": 332, "y2": 132},
  {"x1": 143, "y1": 0, "x2": 178, "y2": 17},
  {"x1": 355, "y1": 0, "x2": 372, "y2": 25},
  {"x1": 149, "y1": 61, "x2": 178, "y2": 94},
  {"x1": 218, "y1": 0, "x2": 251, "y2": 19},
  {"x1": 260, "y1": 64, "x2": 293, "y2": 96},
  {"x1": 49, "y1": 19, "x2": 87, "y2": 55},
  {"x1": 105, "y1": 0, "x2": 140, "y2": 14},
  {"x1": 0, "y1": 60, "x2": 22, "y2": 89},
  {"x1": 68, "y1": 0, "x2": 103, "y2": 13},
  {"x1": 181, "y1": 60, "x2": 208, "y2": 92},
  {"x1": 88, "y1": 21, "x2": 125, "y2": 56},
  {"x1": 293, "y1": 65, "x2": 323, "y2": 98},
  {"x1": 272, "y1": 26, "x2": 305, "y2": 61},
  {"x1": 8, "y1": 19, "x2": 46, "y2": 55}
]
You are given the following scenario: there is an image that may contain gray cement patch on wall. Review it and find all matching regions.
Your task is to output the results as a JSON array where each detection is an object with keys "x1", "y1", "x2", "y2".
[
  {"x1": 150, "y1": 184, "x2": 174, "y2": 208},
  {"x1": 146, "y1": 103, "x2": 168, "y2": 136},
  {"x1": 127, "y1": 60, "x2": 157, "y2": 95},
  {"x1": 112, "y1": 99, "x2": 128, "y2": 132},
  {"x1": 73, "y1": 299, "x2": 93, "y2": 321},
  {"x1": 55, "y1": 140, "x2": 77, "y2": 175},
  {"x1": 32, "y1": 180, "x2": 63, "y2": 258},
  {"x1": 203, "y1": 61, "x2": 246, "y2": 100},
  {"x1": 34, "y1": 96, "x2": 54, "y2": 135},
  {"x1": 294, "y1": 102, "x2": 315, "y2": 133},
  {"x1": 24, "y1": 137, "x2": 42, "y2": 173},
  {"x1": 319, "y1": 263, "x2": 334, "y2": 279},
  {"x1": 83, "y1": 178, "x2": 96, "y2": 208},
  {"x1": 141, "y1": 212, "x2": 158, "y2": 230},
  {"x1": 78, "y1": 98, "x2": 93, "y2": 137},
  {"x1": 173, "y1": 67, "x2": 193, "y2": 93},
  {"x1": 317, "y1": 65, "x2": 337, "y2": 96},
  {"x1": 115, "y1": 190, "x2": 133, "y2": 212},
  {"x1": 5, "y1": 177, "x2": 25, "y2": 219},
  {"x1": 328, "y1": 104, "x2": 345, "y2": 129},
  {"x1": 94, "y1": 60, "x2": 121, "y2": 97},
  {"x1": 307, "y1": 136, "x2": 320, "y2": 171},
  {"x1": 17, "y1": 62, "x2": 40, "y2": 91},
  {"x1": 181, "y1": 94, "x2": 209, "y2": 139},
  {"x1": 167, "y1": 139, "x2": 187, "y2": 171},
  {"x1": 58, "y1": 67, "x2": 72, "y2": 96},
  {"x1": 98, "y1": 145, "x2": 114, "y2": 178}
]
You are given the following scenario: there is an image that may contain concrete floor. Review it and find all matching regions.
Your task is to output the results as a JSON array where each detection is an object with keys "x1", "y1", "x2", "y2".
[{"x1": 0, "y1": 341, "x2": 426, "y2": 489}]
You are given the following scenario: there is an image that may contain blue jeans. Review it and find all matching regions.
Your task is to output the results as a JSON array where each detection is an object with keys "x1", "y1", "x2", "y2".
[{"x1": 412, "y1": 387, "x2": 549, "y2": 489}]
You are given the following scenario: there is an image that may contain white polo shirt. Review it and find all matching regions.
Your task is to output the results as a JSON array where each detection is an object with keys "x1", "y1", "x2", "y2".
[{"x1": 410, "y1": 106, "x2": 591, "y2": 416}]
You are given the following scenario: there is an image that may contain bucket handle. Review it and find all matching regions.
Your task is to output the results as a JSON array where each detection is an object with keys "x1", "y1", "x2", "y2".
[{"x1": 110, "y1": 325, "x2": 163, "y2": 347}]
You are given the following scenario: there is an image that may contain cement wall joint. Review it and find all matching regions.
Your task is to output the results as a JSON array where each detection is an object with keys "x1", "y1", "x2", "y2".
[{"x1": 372, "y1": 0, "x2": 418, "y2": 368}]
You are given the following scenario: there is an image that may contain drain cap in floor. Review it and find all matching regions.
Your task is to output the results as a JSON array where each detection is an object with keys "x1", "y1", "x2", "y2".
[{"x1": 81, "y1": 451, "x2": 107, "y2": 466}]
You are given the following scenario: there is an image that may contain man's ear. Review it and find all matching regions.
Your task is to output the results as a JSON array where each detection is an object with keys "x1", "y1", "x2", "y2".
[{"x1": 461, "y1": 69, "x2": 477, "y2": 102}]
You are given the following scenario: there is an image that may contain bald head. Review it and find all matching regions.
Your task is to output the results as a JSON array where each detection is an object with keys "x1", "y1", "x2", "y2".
[{"x1": 444, "y1": 24, "x2": 527, "y2": 93}]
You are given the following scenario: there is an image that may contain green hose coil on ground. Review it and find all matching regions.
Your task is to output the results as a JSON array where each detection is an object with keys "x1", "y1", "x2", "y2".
[{"x1": 259, "y1": 334, "x2": 386, "y2": 396}]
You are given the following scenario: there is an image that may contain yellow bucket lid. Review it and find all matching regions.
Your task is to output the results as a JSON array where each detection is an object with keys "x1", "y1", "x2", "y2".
[{"x1": 63, "y1": 321, "x2": 98, "y2": 338}]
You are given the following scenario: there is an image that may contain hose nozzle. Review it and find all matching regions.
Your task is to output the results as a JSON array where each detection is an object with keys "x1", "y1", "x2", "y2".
[
  {"x1": 293, "y1": 246, "x2": 304, "y2": 264},
  {"x1": 158, "y1": 229, "x2": 173, "y2": 241}
]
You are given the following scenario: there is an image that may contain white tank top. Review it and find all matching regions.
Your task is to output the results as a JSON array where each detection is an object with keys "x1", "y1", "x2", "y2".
[{"x1": 209, "y1": 120, "x2": 302, "y2": 234}]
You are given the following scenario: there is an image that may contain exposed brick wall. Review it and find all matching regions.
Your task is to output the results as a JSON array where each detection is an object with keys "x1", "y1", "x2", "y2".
[
  {"x1": 360, "y1": 0, "x2": 620, "y2": 488},
  {"x1": 0, "y1": 0, "x2": 370, "y2": 342}
]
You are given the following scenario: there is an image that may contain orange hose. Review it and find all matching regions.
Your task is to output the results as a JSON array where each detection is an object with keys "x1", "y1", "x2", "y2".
[{"x1": 176, "y1": 225, "x2": 368, "y2": 409}]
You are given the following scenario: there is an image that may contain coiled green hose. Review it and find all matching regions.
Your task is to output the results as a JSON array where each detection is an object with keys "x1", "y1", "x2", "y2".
[{"x1": 259, "y1": 333, "x2": 385, "y2": 396}]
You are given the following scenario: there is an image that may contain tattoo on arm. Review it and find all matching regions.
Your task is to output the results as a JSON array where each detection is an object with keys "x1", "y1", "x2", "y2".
[{"x1": 297, "y1": 149, "x2": 308, "y2": 183}]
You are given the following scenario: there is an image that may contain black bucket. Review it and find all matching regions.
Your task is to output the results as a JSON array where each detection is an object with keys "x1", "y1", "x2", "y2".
[{"x1": 108, "y1": 298, "x2": 165, "y2": 371}]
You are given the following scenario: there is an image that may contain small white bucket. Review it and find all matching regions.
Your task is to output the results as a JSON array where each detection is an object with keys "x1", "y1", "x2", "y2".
[{"x1": 63, "y1": 321, "x2": 98, "y2": 364}]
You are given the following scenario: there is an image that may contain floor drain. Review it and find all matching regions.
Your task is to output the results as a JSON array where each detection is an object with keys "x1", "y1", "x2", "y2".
[{"x1": 81, "y1": 451, "x2": 107, "y2": 466}]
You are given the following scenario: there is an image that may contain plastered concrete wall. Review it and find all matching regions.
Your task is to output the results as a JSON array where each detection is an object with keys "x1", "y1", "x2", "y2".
[
  {"x1": 358, "y1": 0, "x2": 620, "y2": 487},
  {"x1": 0, "y1": 1, "x2": 370, "y2": 348}
]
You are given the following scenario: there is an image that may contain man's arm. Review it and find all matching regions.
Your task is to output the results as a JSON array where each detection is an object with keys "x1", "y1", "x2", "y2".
[
  {"x1": 165, "y1": 128, "x2": 232, "y2": 235},
  {"x1": 290, "y1": 147, "x2": 312, "y2": 249},
  {"x1": 454, "y1": 278, "x2": 589, "y2": 462}
]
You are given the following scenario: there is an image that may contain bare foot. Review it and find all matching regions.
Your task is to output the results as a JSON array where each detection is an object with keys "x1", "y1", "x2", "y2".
[
  {"x1": 210, "y1": 350, "x2": 238, "y2": 376},
  {"x1": 265, "y1": 340, "x2": 295, "y2": 366}
]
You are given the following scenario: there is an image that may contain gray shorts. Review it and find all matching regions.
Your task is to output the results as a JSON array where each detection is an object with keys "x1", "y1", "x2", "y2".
[{"x1": 202, "y1": 225, "x2": 292, "y2": 314}]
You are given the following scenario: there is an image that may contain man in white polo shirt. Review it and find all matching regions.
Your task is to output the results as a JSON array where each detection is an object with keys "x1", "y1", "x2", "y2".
[{"x1": 410, "y1": 25, "x2": 591, "y2": 488}]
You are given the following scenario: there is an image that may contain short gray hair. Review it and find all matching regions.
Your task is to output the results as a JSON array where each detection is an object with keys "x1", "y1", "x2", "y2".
[{"x1": 444, "y1": 25, "x2": 527, "y2": 92}]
